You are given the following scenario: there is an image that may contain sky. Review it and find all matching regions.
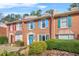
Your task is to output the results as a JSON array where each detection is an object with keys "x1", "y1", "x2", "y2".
[{"x1": 0, "y1": 3, "x2": 71, "y2": 16}]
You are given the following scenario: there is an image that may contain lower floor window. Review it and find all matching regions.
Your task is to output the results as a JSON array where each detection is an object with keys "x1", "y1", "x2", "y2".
[
  {"x1": 58, "y1": 34, "x2": 74, "y2": 39},
  {"x1": 39, "y1": 34, "x2": 49, "y2": 41},
  {"x1": 15, "y1": 34, "x2": 22, "y2": 41}
]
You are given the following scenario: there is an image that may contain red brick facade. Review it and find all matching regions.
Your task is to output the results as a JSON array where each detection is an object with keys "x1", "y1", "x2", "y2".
[
  {"x1": 5, "y1": 10, "x2": 79, "y2": 45},
  {"x1": 6, "y1": 16, "x2": 53, "y2": 45},
  {"x1": 0, "y1": 27, "x2": 7, "y2": 37}
]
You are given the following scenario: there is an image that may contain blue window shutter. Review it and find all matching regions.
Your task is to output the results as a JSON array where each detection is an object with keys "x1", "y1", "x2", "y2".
[
  {"x1": 67, "y1": 16, "x2": 72, "y2": 27},
  {"x1": 33, "y1": 22, "x2": 35, "y2": 29},
  {"x1": 38, "y1": 20, "x2": 41, "y2": 28},
  {"x1": 45, "y1": 19, "x2": 49, "y2": 27},
  {"x1": 58, "y1": 18, "x2": 60, "y2": 28}
]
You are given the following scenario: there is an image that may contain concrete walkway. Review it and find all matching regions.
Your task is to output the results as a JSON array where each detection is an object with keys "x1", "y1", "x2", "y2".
[{"x1": 0, "y1": 44, "x2": 24, "y2": 53}]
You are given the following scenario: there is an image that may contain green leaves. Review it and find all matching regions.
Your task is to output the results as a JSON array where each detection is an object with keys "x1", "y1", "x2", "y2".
[
  {"x1": 29, "y1": 41, "x2": 47, "y2": 55},
  {"x1": 46, "y1": 39, "x2": 79, "y2": 54},
  {"x1": 1, "y1": 14, "x2": 21, "y2": 22},
  {"x1": 30, "y1": 9, "x2": 42, "y2": 16},
  {"x1": 0, "y1": 36, "x2": 8, "y2": 44}
]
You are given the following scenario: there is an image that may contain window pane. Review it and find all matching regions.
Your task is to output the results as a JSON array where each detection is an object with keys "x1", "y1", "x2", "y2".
[
  {"x1": 42, "y1": 35, "x2": 45, "y2": 41},
  {"x1": 39, "y1": 35, "x2": 42, "y2": 41},
  {"x1": 69, "y1": 35, "x2": 74, "y2": 39},
  {"x1": 27, "y1": 22, "x2": 35, "y2": 30},
  {"x1": 42, "y1": 20, "x2": 45, "y2": 28},
  {"x1": 60, "y1": 17, "x2": 67, "y2": 28},
  {"x1": 39, "y1": 34, "x2": 49, "y2": 41},
  {"x1": 58, "y1": 34, "x2": 74, "y2": 40},
  {"x1": 45, "y1": 19, "x2": 49, "y2": 28},
  {"x1": 16, "y1": 23, "x2": 22, "y2": 30},
  {"x1": 46, "y1": 35, "x2": 49, "y2": 40},
  {"x1": 29, "y1": 23, "x2": 31, "y2": 29},
  {"x1": 31, "y1": 22, "x2": 33, "y2": 29},
  {"x1": 15, "y1": 34, "x2": 22, "y2": 41},
  {"x1": 33, "y1": 22, "x2": 35, "y2": 29},
  {"x1": 38, "y1": 20, "x2": 41, "y2": 28}
]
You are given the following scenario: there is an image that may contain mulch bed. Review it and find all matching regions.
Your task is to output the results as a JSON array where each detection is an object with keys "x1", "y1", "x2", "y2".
[{"x1": 41, "y1": 50, "x2": 79, "y2": 56}]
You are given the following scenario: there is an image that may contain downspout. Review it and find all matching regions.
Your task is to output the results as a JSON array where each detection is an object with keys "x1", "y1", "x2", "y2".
[
  {"x1": 54, "y1": 18, "x2": 56, "y2": 39},
  {"x1": 49, "y1": 17, "x2": 52, "y2": 39},
  {"x1": 49, "y1": 10, "x2": 54, "y2": 39}
]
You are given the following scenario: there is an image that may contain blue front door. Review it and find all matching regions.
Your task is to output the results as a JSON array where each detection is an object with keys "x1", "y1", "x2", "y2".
[{"x1": 29, "y1": 35, "x2": 34, "y2": 45}]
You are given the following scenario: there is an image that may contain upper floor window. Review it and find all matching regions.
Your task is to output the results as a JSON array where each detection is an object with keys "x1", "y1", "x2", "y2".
[
  {"x1": 16, "y1": 23, "x2": 22, "y2": 31},
  {"x1": 58, "y1": 16, "x2": 72, "y2": 28},
  {"x1": 27, "y1": 22, "x2": 35, "y2": 30},
  {"x1": 60, "y1": 17, "x2": 68, "y2": 28},
  {"x1": 42, "y1": 20, "x2": 46, "y2": 28},
  {"x1": 38, "y1": 19, "x2": 49, "y2": 29}
]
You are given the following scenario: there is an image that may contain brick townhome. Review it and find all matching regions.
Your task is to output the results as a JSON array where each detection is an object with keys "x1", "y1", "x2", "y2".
[
  {"x1": 5, "y1": 9, "x2": 79, "y2": 45},
  {"x1": 0, "y1": 23, "x2": 7, "y2": 37},
  {"x1": 6, "y1": 15, "x2": 52, "y2": 45}
]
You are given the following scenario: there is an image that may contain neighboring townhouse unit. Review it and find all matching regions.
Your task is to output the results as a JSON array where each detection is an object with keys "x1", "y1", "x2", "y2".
[
  {"x1": 54, "y1": 10, "x2": 79, "y2": 40},
  {"x1": 0, "y1": 23, "x2": 7, "y2": 37},
  {"x1": 5, "y1": 9, "x2": 79, "y2": 45}
]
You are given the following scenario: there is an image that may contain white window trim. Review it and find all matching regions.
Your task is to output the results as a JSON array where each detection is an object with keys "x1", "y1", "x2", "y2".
[
  {"x1": 16, "y1": 23, "x2": 22, "y2": 31},
  {"x1": 27, "y1": 32, "x2": 35, "y2": 45},
  {"x1": 40, "y1": 20, "x2": 48, "y2": 29},
  {"x1": 28, "y1": 22, "x2": 35, "y2": 30},
  {"x1": 15, "y1": 34, "x2": 23, "y2": 41},
  {"x1": 58, "y1": 34, "x2": 74, "y2": 40},
  {"x1": 60, "y1": 17, "x2": 68, "y2": 28},
  {"x1": 38, "y1": 34, "x2": 49, "y2": 41}
]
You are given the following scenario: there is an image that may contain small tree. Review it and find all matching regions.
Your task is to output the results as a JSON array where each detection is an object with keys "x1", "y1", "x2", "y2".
[{"x1": 68, "y1": 3, "x2": 79, "y2": 10}]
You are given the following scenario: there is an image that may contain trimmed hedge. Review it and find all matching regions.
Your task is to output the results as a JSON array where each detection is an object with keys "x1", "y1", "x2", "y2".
[
  {"x1": 29, "y1": 41, "x2": 47, "y2": 55},
  {"x1": 46, "y1": 39, "x2": 79, "y2": 54},
  {"x1": 0, "y1": 36, "x2": 8, "y2": 44}
]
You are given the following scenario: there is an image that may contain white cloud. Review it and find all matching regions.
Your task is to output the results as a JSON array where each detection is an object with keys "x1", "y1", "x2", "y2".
[
  {"x1": 0, "y1": 3, "x2": 36, "y2": 8},
  {"x1": 37, "y1": 5, "x2": 47, "y2": 9},
  {"x1": 0, "y1": 0, "x2": 37, "y2": 3},
  {"x1": 0, "y1": 0, "x2": 78, "y2": 3}
]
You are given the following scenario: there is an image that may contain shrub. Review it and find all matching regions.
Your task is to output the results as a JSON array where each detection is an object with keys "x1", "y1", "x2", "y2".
[
  {"x1": 45, "y1": 39, "x2": 56, "y2": 50},
  {"x1": 29, "y1": 41, "x2": 47, "y2": 55},
  {"x1": 15, "y1": 40, "x2": 24, "y2": 46},
  {"x1": 46, "y1": 39, "x2": 79, "y2": 54},
  {"x1": 0, "y1": 36, "x2": 8, "y2": 44}
]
